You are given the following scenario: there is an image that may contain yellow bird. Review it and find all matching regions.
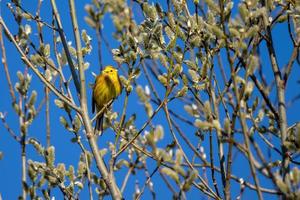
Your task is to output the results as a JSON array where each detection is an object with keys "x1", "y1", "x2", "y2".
[{"x1": 92, "y1": 66, "x2": 122, "y2": 134}]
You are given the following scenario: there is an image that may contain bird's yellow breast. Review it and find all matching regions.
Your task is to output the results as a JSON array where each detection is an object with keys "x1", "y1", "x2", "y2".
[{"x1": 92, "y1": 67, "x2": 122, "y2": 112}]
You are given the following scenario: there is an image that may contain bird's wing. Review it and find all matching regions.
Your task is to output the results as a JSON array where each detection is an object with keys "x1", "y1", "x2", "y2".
[
  {"x1": 92, "y1": 76, "x2": 100, "y2": 113},
  {"x1": 118, "y1": 76, "x2": 123, "y2": 95}
]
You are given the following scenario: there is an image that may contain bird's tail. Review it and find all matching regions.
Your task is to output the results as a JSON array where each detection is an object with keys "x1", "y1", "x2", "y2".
[{"x1": 94, "y1": 114, "x2": 103, "y2": 135}]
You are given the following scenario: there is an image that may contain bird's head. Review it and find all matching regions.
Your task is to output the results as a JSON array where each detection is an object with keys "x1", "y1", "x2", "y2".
[{"x1": 102, "y1": 66, "x2": 118, "y2": 76}]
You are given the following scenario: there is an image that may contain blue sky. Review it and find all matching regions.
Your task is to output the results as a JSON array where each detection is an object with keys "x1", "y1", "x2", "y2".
[{"x1": 0, "y1": 0, "x2": 300, "y2": 199}]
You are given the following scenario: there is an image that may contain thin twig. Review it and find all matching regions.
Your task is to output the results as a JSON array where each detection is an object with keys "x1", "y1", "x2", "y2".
[
  {"x1": 50, "y1": 0, "x2": 81, "y2": 94},
  {"x1": 0, "y1": 112, "x2": 20, "y2": 142},
  {"x1": 95, "y1": 27, "x2": 103, "y2": 71},
  {"x1": 0, "y1": 24, "x2": 16, "y2": 103},
  {"x1": 136, "y1": 166, "x2": 159, "y2": 200},
  {"x1": 114, "y1": 99, "x2": 165, "y2": 158},
  {"x1": 35, "y1": 0, "x2": 51, "y2": 147},
  {"x1": 265, "y1": 24, "x2": 289, "y2": 179}
]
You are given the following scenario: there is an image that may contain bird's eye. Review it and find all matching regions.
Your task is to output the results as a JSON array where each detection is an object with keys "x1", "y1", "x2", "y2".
[{"x1": 110, "y1": 70, "x2": 113, "y2": 72}]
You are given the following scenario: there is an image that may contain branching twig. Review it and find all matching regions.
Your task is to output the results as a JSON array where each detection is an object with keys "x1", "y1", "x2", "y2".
[{"x1": 0, "y1": 17, "x2": 80, "y2": 113}]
